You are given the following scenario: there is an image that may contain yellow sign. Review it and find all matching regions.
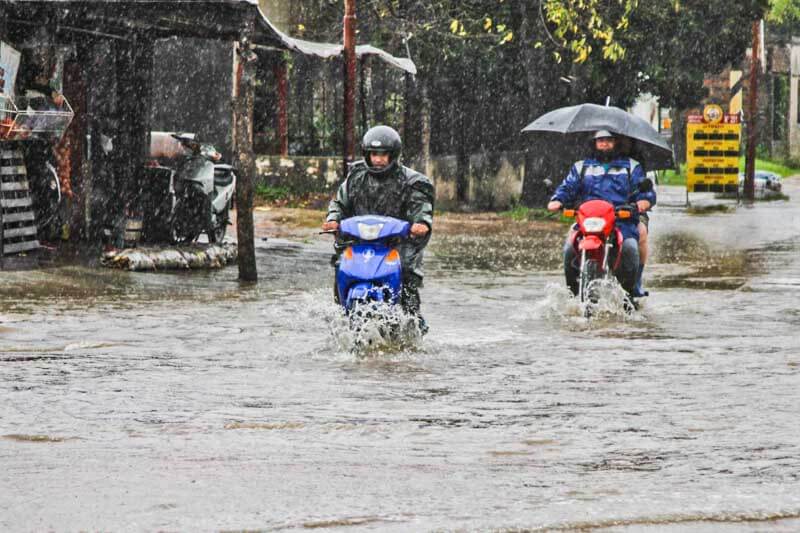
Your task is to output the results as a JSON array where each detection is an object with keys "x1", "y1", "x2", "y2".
[
  {"x1": 703, "y1": 104, "x2": 724, "y2": 124},
  {"x1": 686, "y1": 105, "x2": 741, "y2": 193}
]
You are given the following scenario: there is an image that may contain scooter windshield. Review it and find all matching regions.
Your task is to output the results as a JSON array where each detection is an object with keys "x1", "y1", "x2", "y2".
[{"x1": 340, "y1": 215, "x2": 410, "y2": 241}]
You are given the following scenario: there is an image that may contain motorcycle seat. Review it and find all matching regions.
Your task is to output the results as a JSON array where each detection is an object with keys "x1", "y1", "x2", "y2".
[{"x1": 214, "y1": 166, "x2": 234, "y2": 187}]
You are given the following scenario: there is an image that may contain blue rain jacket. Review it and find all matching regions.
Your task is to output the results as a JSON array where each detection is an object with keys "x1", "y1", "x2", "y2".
[{"x1": 551, "y1": 157, "x2": 656, "y2": 240}]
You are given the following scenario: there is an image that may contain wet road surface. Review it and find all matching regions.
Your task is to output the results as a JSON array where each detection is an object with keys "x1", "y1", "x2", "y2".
[{"x1": 1, "y1": 182, "x2": 799, "y2": 531}]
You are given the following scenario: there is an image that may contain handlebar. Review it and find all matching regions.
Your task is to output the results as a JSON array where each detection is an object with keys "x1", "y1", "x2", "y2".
[{"x1": 561, "y1": 203, "x2": 640, "y2": 220}]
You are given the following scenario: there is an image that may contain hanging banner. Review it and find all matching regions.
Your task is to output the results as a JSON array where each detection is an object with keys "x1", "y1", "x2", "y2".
[{"x1": 686, "y1": 104, "x2": 741, "y2": 193}]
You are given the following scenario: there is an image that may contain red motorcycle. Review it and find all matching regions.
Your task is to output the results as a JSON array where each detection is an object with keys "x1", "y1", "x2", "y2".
[
  {"x1": 562, "y1": 179, "x2": 652, "y2": 312},
  {"x1": 564, "y1": 200, "x2": 635, "y2": 306}
]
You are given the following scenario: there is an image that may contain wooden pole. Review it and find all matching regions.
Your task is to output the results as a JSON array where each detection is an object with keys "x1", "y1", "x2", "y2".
[
  {"x1": 343, "y1": 0, "x2": 357, "y2": 177},
  {"x1": 1, "y1": 190, "x2": 5, "y2": 267},
  {"x1": 273, "y1": 54, "x2": 289, "y2": 156},
  {"x1": 744, "y1": 19, "x2": 760, "y2": 203},
  {"x1": 234, "y1": 32, "x2": 258, "y2": 282}
]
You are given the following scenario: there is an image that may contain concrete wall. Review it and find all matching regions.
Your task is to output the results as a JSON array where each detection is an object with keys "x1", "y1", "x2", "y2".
[
  {"x1": 256, "y1": 156, "x2": 341, "y2": 195},
  {"x1": 255, "y1": 151, "x2": 526, "y2": 210}
]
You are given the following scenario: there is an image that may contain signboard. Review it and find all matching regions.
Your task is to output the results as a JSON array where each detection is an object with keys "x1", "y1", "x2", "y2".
[
  {"x1": 686, "y1": 104, "x2": 741, "y2": 193},
  {"x1": 0, "y1": 41, "x2": 21, "y2": 97}
]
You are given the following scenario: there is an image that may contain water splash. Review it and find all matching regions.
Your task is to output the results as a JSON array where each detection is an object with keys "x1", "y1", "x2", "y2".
[
  {"x1": 336, "y1": 301, "x2": 425, "y2": 356},
  {"x1": 531, "y1": 280, "x2": 645, "y2": 325},
  {"x1": 294, "y1": 289, "x2": 425, "y2": 357}
]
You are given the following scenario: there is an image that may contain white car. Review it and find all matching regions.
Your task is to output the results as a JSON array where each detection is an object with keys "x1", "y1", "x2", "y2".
[{"x1": 738, "y1": 170, "x2": 782, "y2": 196}]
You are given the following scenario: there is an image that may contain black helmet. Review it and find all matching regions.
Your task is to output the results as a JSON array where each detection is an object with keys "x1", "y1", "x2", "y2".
[{"x1": 362, "y1": 125, "x2": 402, "y2": 175}]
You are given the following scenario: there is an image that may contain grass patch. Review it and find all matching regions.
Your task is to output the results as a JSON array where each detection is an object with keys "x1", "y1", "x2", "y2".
[
  {"x1": 660, "y1": 163, "x2": 687, "y2": 186},
  {"x1": 255, "y1": 185, "x2": 331, "y2": 209},
  {"x1": 500, "y1": 206, "x2": 570, "y2": 223},
  {"x1": 686, "y1": 204, "x2": 733, "y2": 215},
  {"x1": 739, "y1": 158, "x2": 800, "y2": 178},
  {"x1": 255, "y1": 184, "x2": 292, "y2": 203}
]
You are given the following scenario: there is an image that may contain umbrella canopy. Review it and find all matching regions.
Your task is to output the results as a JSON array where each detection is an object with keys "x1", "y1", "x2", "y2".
[{"x1": 521, "y1": 103, "x2": 675, "y2": 170}]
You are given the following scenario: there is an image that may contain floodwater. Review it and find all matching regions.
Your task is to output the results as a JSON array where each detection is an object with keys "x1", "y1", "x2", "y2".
[{"x1": 1, "y1": 182, "x2": 799, "y2": 531}]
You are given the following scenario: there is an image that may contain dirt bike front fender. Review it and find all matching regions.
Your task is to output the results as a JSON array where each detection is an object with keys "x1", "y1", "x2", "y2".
[{"x1": 579, "y1": 235, "x2": 604, "y2": 252}]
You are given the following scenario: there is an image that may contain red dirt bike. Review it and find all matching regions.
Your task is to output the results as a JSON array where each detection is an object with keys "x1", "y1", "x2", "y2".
[{"x1": 563, "y1": 178, "x2": 653, "y2": 313}]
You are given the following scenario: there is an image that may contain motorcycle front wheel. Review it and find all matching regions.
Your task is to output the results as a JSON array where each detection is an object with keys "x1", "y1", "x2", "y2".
[
  {"x1": 579, "y1": 256, "x2": 601, "y2": 306},
  {"x1": 208, "y1": 215, "x2": 227, "y2": 243},
  {"x1": 169, "y1": 214, "x2": 200, "y2": 244}
]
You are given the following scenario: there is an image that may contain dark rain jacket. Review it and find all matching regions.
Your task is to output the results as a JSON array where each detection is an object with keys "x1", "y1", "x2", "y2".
[
  {"x1": 326, "y1": 160, "x2": 435, "y2": 278},
  {"x1": 551, "y1": 156, "x2": 656, "y2": 240}
]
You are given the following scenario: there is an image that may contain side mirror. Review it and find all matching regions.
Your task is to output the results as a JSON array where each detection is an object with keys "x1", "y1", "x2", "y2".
[{"x1": 638, "y1": 178, "x2": 654, "y2": 193}]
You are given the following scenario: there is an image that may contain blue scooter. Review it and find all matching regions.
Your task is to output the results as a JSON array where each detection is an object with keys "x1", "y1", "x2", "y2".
[{"x1": 332, "y1": 215, "x2": 410, "y2": 312}]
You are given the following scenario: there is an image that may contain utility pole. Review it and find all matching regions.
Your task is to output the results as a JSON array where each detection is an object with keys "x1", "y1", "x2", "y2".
[
  {"x1": 234, "y1": 30, "x2": 258, "y2": 282},
  {"x1": 744, "y1": 19, "x2": 760, "y2": 203},
  {"x1": 342, "y1": 0, "x2": 357, "y2": 177}
]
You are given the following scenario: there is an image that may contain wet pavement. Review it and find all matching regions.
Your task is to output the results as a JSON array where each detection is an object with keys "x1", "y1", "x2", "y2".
[{"x1": 1, "y1": 181, "x2": 799, "y2": 531}]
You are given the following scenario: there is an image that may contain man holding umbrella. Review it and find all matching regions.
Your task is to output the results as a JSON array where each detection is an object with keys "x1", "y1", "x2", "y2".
[{"x1": 547, "y1": 129, "x2": 656, "y2": 297}]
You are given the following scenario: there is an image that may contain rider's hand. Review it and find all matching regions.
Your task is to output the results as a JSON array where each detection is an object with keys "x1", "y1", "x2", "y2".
[
  {"x1": 410, "y1": 223, "x2": 429, "y2": 238},
  {"x1": 322, "y1": 220, "x2": 339, "y2": 232},
  {"x1": 547, "y1": 200, "x2": 563, "y2": 212},
  {"x1": 636, "y1": 200, "x2": 651, "y2": 212}
]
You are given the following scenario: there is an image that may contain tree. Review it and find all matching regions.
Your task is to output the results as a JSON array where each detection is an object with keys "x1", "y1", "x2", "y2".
[
  {"x1": 769, "y1": 0, "x2": 800, "y2": 21},
  {"x1": 282, "y1": 1, "x2": 774, "y2": 204}
]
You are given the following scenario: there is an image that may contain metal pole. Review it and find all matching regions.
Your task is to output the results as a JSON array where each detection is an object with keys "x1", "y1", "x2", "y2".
[
  {"x1": 744, "y1": 19, "x2": 760, "y2": 203},
  {"x1": 343, "y1": 0, "x2": 357, "y2": 178}
]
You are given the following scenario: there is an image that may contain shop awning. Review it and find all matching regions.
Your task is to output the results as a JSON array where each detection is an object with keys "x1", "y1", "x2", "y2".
[{"x1": 257, "y1": 16, "x2": 417, "y2": 75}]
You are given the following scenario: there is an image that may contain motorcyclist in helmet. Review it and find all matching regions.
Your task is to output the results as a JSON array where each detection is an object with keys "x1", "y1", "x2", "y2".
[
  {"x1": 547, "y1": 129, "x2": 656, "y2": 299},
  {"x1": 322, "y1": 125, "x2": 435, "y2": 332}
]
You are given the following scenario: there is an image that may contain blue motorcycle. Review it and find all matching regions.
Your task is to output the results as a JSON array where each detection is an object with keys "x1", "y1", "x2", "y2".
[{"x1": 332, "y1": 215, "x2": 410, "y2": 312}]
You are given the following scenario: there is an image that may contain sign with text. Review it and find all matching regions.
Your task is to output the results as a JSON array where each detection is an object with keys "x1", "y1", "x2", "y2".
[{"x1": 686, "y1": 105, "x2": 741, "y2": 193}]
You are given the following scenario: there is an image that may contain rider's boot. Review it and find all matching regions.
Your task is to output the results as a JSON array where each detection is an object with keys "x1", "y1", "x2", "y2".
[
  {"x1": 401, "y1": 273, "x2": 428, "y2": 335},
  {"x1": 632, "y1": 263, "x2": 648, "y2": 298}
]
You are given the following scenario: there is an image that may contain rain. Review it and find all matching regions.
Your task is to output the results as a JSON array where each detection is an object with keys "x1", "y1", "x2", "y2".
[{"x1": 2, "y1": 1, "x2": 800, "y2": 531}]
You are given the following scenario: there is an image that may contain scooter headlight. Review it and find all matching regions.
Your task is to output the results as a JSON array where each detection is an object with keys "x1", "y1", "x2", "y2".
[
  {"x1": 582, "y1": 217, "x2": 606, "y2": 233},
  {"x1": 357, "y1": 222, "x2": 384, "y2": 240}
]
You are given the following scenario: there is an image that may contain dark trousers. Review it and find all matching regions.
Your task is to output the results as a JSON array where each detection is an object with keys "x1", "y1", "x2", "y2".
[{"x1": 400, "y1": 272, "x2": 423, "y2": 316}]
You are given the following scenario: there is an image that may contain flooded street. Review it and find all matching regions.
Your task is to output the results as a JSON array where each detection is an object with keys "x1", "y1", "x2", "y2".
[{"x1": 2, "y1": 182, "x2": 800, "y2": 531}]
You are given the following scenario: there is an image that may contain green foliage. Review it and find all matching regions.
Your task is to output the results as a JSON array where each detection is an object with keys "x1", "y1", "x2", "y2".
[
  {"x1": 572, "y1": 0, "x2": 769, "y2": 109},
  {"x1": 255, "y1": 184, "x2": 292, "y2": 202},
  {"x1": 500, "y1": 205, "x2": 567, "y2": 223},
  {"x1": 540, "y1": 0, "x2": 638, "y2": 63},
  {"x1": 768, "y1": 0, "x2": 800, "y2": 21},
  {"x1": 278, "y1": 0, "x2": 773, "y2": 194},
  {"x1": 739, "y1": 157, "x2": 800, "y2": 177},
  {"x1": 661, "y1": 164, "x2": 687, "y2": 186}
]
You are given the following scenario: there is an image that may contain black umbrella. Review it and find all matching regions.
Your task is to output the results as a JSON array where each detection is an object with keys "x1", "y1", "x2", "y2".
[{"x1": 521, "y1": 103, "x2": 675, "y2": 170}]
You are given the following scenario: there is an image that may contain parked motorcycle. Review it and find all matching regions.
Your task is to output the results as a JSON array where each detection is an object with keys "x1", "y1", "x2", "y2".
[
  {"x1": 563, "y1": 179, "x2": 653, "y2": 315},
  {"x1": 141, "y1": 133, "x2": 235, "y2": 244},
  {"x1": 22, "y1": 144, "x2": 62, "y2": 241}
]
